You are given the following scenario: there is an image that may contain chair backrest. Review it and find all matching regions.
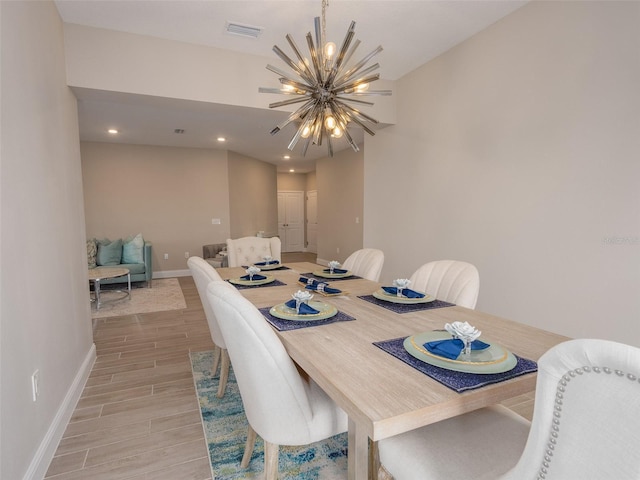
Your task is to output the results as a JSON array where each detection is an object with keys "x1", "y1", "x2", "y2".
[
  {"x1": 226, "y1": 236, "x2": 282, "y2": 267},
  {"x1": 187, "y1": 256, "x2": 225, "y2": 348},
  {"x1": 206, "y1": 280, "x2": 317, "y2": 445},
  {"x1": 500, "y1": 338, "x2": 640, "y2": 480},
  {"x1": 409, "y1": 260, "x2": 479, "y2": 308},
  {"x1": 342, "y1": 248, "x2": 385, "y2": 282}
]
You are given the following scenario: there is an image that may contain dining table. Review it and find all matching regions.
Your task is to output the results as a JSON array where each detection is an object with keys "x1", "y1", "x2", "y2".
[{"x1": 217, "y1": 261, "x2": 568, "y2": 480}]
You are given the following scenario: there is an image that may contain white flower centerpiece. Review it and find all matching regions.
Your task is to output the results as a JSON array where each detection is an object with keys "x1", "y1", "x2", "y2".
[
  {"x1": 392, "y1": 278, "x2": 411, "y2": 297},
  {"x1": 291, "y1": 290, "x2": 314, "y2": 314},
  {"x1": 445, "y1": 321, "x2": 482, "y2": 356},
  {"x1": 328, "y1": 260, "x2": 341, "y2": 274},
  {"x1": 246, "y1": 265, "x2": 261, "y2": 281},
  {"x1": 263, "y1": 255, "x2": 273, "y2": 264}
]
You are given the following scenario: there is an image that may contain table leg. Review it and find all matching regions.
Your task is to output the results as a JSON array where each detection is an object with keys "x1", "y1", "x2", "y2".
[
  {"x1": 95, "y1": 279, "x2": 102, "y2": 309},
  {"x1": 348, "y1": 418, "x2": 369, "y2": 480},
  {"x1": 127, "y1": 273, "x2": 131, "y2": 300}
]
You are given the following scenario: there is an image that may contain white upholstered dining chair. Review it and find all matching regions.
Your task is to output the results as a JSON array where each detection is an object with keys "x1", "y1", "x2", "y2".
[
  {"x1": 378, "y1": 338, "x2": 640, "y2": 480},
  {"x1": 409, "y1": 260, "x2": 479, "y2": 308},
  {"x1": 342, "y1": 248, "x2": 385, "y2": 281},
  {"x1": 206, "y1": 280, "x2": 348, "y2": 480},
  {"x1": 187, "y1": 256, "x2": 230, "y2": 397},
  {"x1": 225, "y1": 236, "x2": 282, "y2": 267}
]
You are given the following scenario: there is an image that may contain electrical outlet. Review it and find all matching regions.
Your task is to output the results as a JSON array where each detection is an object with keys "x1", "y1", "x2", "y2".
[
  {"x1": 212, "y1": 218, "x2": 221, "y2": 225},
  {"x1": 336, "y1": 247, "x2": 340, "y2": 254},
  {"x1": 355, "y1": 216, "x2": 360, "y2": 224},
  {"x1": 184, "y1": 252, "x2": 189, "y2": 258},
  {"x1": 164, "y1": 253, "x2": 169, "y2": 260},
  {"x1": 31, "y1": 370, "x2": 39, "y2": 402}
]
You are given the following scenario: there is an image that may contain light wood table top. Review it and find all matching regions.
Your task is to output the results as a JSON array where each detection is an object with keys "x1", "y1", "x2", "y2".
[{"x1": 218, "y1": 262, "x2": 568, "y2": 480}]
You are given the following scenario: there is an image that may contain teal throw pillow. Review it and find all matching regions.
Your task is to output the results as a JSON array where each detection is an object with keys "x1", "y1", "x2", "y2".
[
  {"x1": 97, "y1": 238, "x2": 123, "y2": 266},
  {"x1": 87, "y1": 239, "x2": 97, "y2": 268},
  {"x1": 122, "y1": 233, "x2": 145, "y2": 264}
]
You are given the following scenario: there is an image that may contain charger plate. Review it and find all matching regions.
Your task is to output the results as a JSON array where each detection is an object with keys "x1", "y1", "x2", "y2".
[
  {"x1": 270, "y1": 300, "x2": 338, "y2": 321},
  {"x1": 252, "y1": 262, "x2": 282, "y2": 271},
  {"x1": 313, "y1": 269, "x2": 353, "y2": 279},
  {"x1": 228, "y1": 274, "x2": 275, "y2": 286},
  {"x1": 372, "y1": 288, "x2": 434, "y2": 304},
  {"x1": 403, "y1": 330, "x2": 517, "y2": 374}
]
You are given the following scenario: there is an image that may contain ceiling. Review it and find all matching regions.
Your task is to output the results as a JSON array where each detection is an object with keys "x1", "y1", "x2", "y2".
[{"x1": 55, "y1": 0, "x2": 527, "y2": 173}]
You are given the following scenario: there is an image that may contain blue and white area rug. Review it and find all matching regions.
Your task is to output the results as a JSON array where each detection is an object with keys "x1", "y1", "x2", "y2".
[{"x1": 190, "y1": 350, "x2": 348, "y2": 479}]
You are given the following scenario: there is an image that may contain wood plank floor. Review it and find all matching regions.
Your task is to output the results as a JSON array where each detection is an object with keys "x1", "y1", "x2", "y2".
[
  {"x1": 45, "y1": 276, "x2": 215, "y2": 480},
  {"x1": 44, "y1": 252, "x2": 534, "y2": 479}
]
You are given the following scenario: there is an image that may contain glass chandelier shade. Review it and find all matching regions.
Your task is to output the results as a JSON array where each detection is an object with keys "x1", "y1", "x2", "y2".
[{"x1": 259, "y1": 1, "x2": 391, "y2": 157}]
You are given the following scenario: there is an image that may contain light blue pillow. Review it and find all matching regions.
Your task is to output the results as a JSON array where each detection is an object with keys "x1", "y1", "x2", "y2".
[
  {"x1": 97, "y1": 238, "x2": 123, "y2": 266},
  {"x1": 122, "y1": 234, "x2": 144, "y2": 264}
]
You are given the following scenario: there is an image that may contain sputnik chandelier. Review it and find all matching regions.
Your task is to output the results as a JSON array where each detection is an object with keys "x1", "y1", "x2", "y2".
[{"x1": 259, "y1": 0, "x2": 391, "y2": 157}]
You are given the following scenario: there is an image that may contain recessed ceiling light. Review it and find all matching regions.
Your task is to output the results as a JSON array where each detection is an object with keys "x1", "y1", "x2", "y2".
[
  {"x1": 283, "y1": 155, "x2": 290, "y2": 160},
  {"x1": 289, "y1": 169, "x2": 295, "y2": 173},
  {"x1": 108, "y1": 129, "x2": 118, "y2": 134},
  {"x1": 217, "y1": 137, "x2": 226, "y2": 142}
]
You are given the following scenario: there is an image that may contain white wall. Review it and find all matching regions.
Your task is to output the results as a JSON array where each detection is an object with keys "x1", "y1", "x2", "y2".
[
  {"x1": 365, "y1": 1, "x2": 640, "y2": 345},
  {"x1": 1, "y1": 2, "x2": 95, "y2": 479}
]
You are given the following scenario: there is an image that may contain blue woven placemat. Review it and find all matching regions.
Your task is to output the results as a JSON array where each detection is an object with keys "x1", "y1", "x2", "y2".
[
  {"x1": 241, "y1": 265, "x2": 290, "y2": 271},
  {"x1": 300, "y1": 272, "x2": 362, "y2": 282},
  {"x1": 227, "y1": 279, "x2": 286, "y2": 290},
  {"x1": 259, "y1": 306, "x2": 356, "y2": 331},
  {"x1": 373, "y1": 336, "x2": 537, "y2": 392},
  {"x1": 358, "y1": 295, "x2": 455, "y2": 313}
]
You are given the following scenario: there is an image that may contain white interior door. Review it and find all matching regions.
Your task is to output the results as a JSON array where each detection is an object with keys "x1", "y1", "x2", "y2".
[
  {"x1": 306, "y1": 190, "x2": 317, "y2": 253},
  {"x1": 277, "y1": 191, "x2": 304, "y2": 252}
]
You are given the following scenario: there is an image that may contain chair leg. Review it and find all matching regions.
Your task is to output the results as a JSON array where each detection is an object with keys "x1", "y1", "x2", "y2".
[
  {"x1": 241, "y1": 424, "x2": 257, "y2": 468},
  {"x1": 216, "y1": 349, "x2": 230, "y2": 398},
  {"x1": 264, "y1": 441, "x2": 280, "y2": 480},
  {"x1": 211, "y1": 345, "x2": 221, "y2": 377}
]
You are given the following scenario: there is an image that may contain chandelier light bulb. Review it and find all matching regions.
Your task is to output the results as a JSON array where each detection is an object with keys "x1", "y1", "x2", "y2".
[
  {"x1": 324, "y1": 114, "x2": 337, "y2": 130},
  {"x1": 355, "y1": 83, "x2": 369, "y2": 93},
  {"x1": 301, "y1": 125, "x2": 312, "y2": 138},
  {"x1": 324, "y1": 41, "x2": 336, "y2": 59},
  {"x1": 332, "y1": 126, "x2": 343, "y2": 138}
]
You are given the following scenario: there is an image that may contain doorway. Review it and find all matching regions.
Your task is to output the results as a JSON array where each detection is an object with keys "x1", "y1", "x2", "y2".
[
  {"x1": 306, "y1": 190, "x2": 317, "y2": 254},
  {"x1": 277, "y1": 191, "x2": 304, "y2": 252}
]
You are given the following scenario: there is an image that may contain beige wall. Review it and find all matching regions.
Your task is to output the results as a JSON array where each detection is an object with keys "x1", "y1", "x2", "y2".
[
  {"x1": 365, "y1": 1, "x2": 640, "y2": 345},
  {"x1": 306, "y1": 172, "x2": 317, "y2": 192},
  {"x1": 228, "y1": 151, "x2": 278, "y2": 238},
  {"x1": 317, "y1": 147, "x2": 365, "y2": 264},
  {"x1": 82, "y1": 142, "x2": 231, "y2": 271},
  {"x1": 1, "y1": 2, "x2": 94, "y2": 478},
  {"x1": 277, "y1": 172, "x2": 308, "y2": 191}
]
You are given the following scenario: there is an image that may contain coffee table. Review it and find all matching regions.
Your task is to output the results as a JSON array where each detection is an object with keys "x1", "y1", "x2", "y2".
[{"x1": 88, "y1": 266, "x2": 131, "y2": 309}]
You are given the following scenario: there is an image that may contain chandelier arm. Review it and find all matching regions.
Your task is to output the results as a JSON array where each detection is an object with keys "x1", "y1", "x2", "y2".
[
  {"x1": 339, "y1": 39, "x2": 361, "y2": 74},
  {"x1": 335, "y1": 96, "x2": 374, "y2": 107},
  {"x1": 287, "y1": 107, "x2": 318, "y2": 149},
  {"x1": 279, "y1": 78, "x2": 317, "y2": 94},
  {"x1": 314, "y1": 16, "x2": 323, "y2": 57},
  {"x1": 301, "y1": 135, "x2": 312, "y2": 156},
  {"x1": 285, "y1": 34, "x2": 317, "y2": 84},
  {"x1": 326, "y1": 130, "x2": 334, "y2": 157},
  {"x1": 259, "y1": 87, "x2": 298, "y2": 95},
  {"x1": 349, "y1": 90, "x2": 393, "y2": 96},
  {"x1": 334, "y1": 99, "x2": 380, "y2": 125},
  {"x1": 347, "y1": 114, "x2": 376, "y2": 136},
  {"x1": 333, "y1": 63, "x2": 379, "y2": 90},
  {"x1": 273, "y1": 45, "x2": 311, "y2": 81},
  {"x1": 326, "y1": 22, "x2": 356, "y2": 86},
  {"x1": 272, "y1": 100, "x2": 317, "y2": 133},
  {"x1": 306, "y1": 32, "x2": 324, "y2": 84},
  {"x1": 333, "y1": 45, "x2": 384, "y2": 86},
  {"x1": 333, "y1": 73, "x2": 380, "y2": 95},
  {"x1": 269, "y1": 96, "x2": 313, "y2": 109},
  {"x1": 266, "y1": 64, "x2": 307, "y2": 85},
  {"x1": 342, "y1": 126, "x2": 361, "y2": 152}
]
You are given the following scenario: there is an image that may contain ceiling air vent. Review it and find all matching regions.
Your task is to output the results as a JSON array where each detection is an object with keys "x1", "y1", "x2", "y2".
[
  {"x1": 174, "y1": 129, "x2": 185, "y2": 134},
  {"x1": 225, "y1": 21, "x2": 263, "y2": 39}
]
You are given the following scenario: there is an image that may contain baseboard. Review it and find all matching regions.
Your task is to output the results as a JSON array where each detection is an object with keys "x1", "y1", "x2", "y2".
[
  {"x1": 153, "y1": 269, "x2": 191, "y2": 279},
  {"x1": 23, "y1": 343, "x2": 97, "y2": 480},
  {"x1": 316, "y1": 258, "x2": 330, "y2": 266}
]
